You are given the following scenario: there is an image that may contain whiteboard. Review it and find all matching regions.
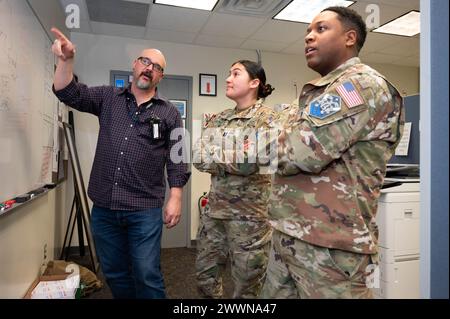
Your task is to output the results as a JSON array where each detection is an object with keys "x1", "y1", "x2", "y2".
[{"x1": 0, "y1": 0, "x2": 58, "y2": 203}]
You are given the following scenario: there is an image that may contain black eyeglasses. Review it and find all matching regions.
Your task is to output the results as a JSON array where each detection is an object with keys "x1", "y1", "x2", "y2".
[{"x1": 137, "y1": 57, "x2": 164, "y2": 73}]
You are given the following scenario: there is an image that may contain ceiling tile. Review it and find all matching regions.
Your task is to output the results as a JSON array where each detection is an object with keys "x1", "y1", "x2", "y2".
[
  {"x1": 356, "y1": 0, "x2": 419, "y2": 10},
  {"x1": 349, "y1": 1, "x2": 420, "y2": 29},
  {"x1": 200, "y1": 13, "x2": 266, "y2": 38},
  {"x1": 86, "y1": 0, "x2": 149, "y2": 27},
  {"x1": 123, "y1": 0, "x2": 153, "y2": 3},
  {"x1": 148, "y1": 5, "x2": 210, "y2": 33},
  {"x1": 250, "y1": 19, "x2": 306, "y2": 43},
  {"x1": 71, "y1": 19, "x2": 93, "y2": 33},
  {"x1": 240, "y1": 39, "x2": 289, "y2": 53},
  {"x1": 90, "y1": 21, "x2": 146, "y2": 39},
  {"x1": 145, "y1": 28, "x2": 197, "y2": 44},
  {"x1": 360, "y1": 32, "x2": 401, "y2": 55},
  {"x1": 378, "y1": 37, "x2": 420, "y2": 56},
  {"x1": 195, "y1": 34, "x2": 245, "y2": 49},
  {"x1": 59, "y1": 0, "x2": 90, "y2": 20},
  {"x1": 215, "y1": 0, "x2": 292, "y2": 18}
]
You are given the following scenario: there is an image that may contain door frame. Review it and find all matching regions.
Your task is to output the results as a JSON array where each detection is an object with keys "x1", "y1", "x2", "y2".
[
  {"x1": 109, "y1": 71, "x2": 193, "y2": 248},
  {"x1": 161, "y1": 74, "x2": 193, "y2": 248}
]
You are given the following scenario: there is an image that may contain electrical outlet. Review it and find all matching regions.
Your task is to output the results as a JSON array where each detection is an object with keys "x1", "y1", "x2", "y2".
[
  {"x1": 292, "y1": 80, "x2": 298, "y2": 98},
  {"x1": 43, "y1": 243, "x2": 47, "y2": 261},
  {"x1": 40, "y1": 243, "x2": 48, "y2": 275}
]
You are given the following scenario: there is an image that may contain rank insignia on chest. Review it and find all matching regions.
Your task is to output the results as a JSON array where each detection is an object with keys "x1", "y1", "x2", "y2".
[{"x1": 308, "y1": 94, "x2": 342, "y2": 119}]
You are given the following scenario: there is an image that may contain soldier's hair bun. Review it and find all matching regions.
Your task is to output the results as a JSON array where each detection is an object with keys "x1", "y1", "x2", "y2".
[{"x1": 259, "y1": 83, "x2": 274, "y2": 98}]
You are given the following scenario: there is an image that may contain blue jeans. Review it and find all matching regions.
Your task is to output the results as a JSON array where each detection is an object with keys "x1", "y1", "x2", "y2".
[{"x1": 91, "y1": 206, "x2": 166, "y2": 299}]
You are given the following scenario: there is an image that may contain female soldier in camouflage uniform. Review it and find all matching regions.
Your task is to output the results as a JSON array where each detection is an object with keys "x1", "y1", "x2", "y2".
[{"x1": 193, "y1": 60, "x2": 277, "y2": 298}]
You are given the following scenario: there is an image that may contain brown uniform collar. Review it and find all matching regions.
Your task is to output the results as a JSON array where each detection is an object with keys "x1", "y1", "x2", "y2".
[{"x1": 306, "y1": 57, "x2": 362, "y2": 88}]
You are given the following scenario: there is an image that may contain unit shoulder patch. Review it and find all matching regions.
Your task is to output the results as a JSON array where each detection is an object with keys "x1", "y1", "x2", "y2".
[{"x1": 308, "y1": 94, "x2": 342, "y2": 119}]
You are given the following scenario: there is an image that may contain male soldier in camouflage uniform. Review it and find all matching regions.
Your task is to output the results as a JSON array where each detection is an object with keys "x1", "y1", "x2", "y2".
[
  {"x1": 260, "y1": 7, "x2": 404, "y2": 299},
  {"x1": 193, "y1": 60, "x2": 278, "y2": 298}
]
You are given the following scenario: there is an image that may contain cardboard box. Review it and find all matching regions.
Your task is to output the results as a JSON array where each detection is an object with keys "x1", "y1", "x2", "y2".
[{"x1": 23, "y1": 273, "x2": 80, "y2": 299}]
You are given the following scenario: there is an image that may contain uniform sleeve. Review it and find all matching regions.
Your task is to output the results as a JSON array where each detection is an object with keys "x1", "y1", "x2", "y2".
[
  {"x1": 218, "y1": 109, "x2": 279, "y2": 176},
  {"x1": 193, "y1": 109, "x2": 280, "y2": 176},
  {"x1": 192, "y1": 115, "x2": 223, "y2": 175},
  {"x1": 278, "y1": 74, "x2": 400, "y2": 175}
]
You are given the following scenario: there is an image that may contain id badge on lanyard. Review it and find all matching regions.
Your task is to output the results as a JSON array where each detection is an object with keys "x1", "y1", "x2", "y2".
[{"x1": 149, "y1": 117, "x2": 162, "y2": 140}]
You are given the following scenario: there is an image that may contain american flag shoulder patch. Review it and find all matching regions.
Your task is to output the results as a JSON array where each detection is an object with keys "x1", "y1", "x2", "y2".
[{"x1": 335, "y1": 81, "x2": 364, "y2": 108}]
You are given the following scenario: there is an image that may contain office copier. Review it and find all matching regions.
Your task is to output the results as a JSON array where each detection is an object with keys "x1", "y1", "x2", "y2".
[{"x1": 372, "y1": 164, "x2": 420, "y2": 299}]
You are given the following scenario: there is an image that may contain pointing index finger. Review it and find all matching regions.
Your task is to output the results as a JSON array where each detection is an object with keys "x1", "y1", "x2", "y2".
[{"x1": 50, "y1": 27, "x2": 69, "y2": 42}]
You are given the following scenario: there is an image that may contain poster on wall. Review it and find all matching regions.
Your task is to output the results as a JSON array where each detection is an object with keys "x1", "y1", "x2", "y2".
[
  {"x1": 199, "y1": 74, "x2": 217, "y2": 96},
  {"x1": 170, "y1": 100, "x2": 186, "y2": 119}
]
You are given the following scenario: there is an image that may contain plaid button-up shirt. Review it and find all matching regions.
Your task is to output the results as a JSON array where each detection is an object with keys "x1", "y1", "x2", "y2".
[{"x1": 54, "y1": 79, "x2": 190, "y2": 211}]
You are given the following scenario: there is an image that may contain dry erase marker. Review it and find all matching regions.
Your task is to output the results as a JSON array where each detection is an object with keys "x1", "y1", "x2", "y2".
[
  {"x1": 1, "y1": 203, "x2": 12, "y2": 211},
  {"x1": 15, "y1": 194, "x2": 31, "y2": 203}
]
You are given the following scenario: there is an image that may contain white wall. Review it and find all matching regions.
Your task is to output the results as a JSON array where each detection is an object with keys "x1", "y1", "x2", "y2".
[
  {"x1": 70, "y1": 32, "x2": 419, "y2": 241},
  {"x1": 0, "y1": 183, "x2": 73, "y2": 298},
  {"x1": 368, "y1": 63, "x2": 419, "y2": 96}
]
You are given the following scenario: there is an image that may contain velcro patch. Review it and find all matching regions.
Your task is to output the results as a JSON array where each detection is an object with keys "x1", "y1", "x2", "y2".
[
  {"x1": 335, "y1": 81, "x2": 364, "y2": 108},
  {"x1": 308, "y1": 94, "x2": 342, "y2": 119}
]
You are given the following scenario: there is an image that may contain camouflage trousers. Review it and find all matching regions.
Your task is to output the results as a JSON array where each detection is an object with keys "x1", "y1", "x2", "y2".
[
  {"x1": 260, "y1": 230, "x2": 375, "y2": 299},
  {"x1": 196, "y1": 214, "x2": 272, "y2": 299}
]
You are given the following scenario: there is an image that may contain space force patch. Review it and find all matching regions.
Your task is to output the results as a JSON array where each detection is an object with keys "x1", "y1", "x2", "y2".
[{"x1": 308, "y1": 94, "x2": 342, "y2": 119}]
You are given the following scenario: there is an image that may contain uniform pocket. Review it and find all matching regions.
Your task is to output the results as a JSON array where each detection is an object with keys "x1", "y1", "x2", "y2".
[{"x1": 326, "y1": 248, "x2": 369, "y2": 279}]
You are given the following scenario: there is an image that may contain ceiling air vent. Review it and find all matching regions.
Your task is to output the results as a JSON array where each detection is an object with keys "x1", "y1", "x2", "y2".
[
  {"x1": 86, "y1": 0, "x2": 149, "y2": 27},
  {"x1": 215, "y1": 0, "x2": 292, "y2": 17}
]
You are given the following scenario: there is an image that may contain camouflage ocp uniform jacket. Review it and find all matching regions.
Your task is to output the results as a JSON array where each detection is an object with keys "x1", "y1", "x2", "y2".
[
  {"x1": 271, "y1": 57, "x2": 405, "y2": 254},
  {"x1": 193, "y1": 102, "x2": 278, "y2": 221}
]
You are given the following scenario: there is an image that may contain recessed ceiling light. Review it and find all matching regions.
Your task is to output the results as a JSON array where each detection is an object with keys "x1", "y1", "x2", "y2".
[
  {"x1": 153, "y1": 0, "x2": 218, "y2": 11},
  {"x1": 372, "y1": 11, "x2": 420, "y2": 37},
  {"x1": 274, "y1": 0, "x2": 354, "y2": 23}
]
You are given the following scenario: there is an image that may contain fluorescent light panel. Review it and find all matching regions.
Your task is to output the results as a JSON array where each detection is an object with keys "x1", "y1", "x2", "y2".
[
  {"x1": 274, "y1": 0, "x2": 354, "y2": 23},
  {"x1": 154, "y1": 0, "x2": 218, "y2": 11},
  {"x1": 372, "y1": 11, "x2": 420, "y2": 37}
]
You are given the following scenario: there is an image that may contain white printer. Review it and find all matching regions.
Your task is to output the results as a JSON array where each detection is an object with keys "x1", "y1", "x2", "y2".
[{"x1": 372, "y1": 164, "x2": 420, "y2": 299}]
